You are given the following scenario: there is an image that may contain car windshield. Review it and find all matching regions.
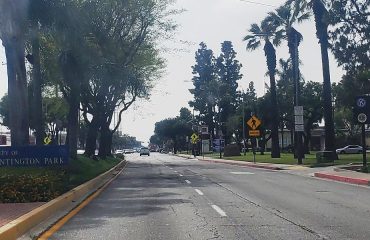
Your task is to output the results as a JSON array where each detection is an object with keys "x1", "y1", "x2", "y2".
[{"x1": 0, "y1": 0, "x2": 369, "y2": 239}]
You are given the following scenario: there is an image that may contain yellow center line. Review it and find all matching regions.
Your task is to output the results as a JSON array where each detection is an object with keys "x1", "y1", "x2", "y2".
[{"x1": 38, "y1": 161, "x2": 128, "y2": 240}]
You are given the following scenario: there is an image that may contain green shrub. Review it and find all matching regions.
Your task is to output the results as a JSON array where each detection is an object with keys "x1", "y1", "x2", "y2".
[{"x1": 0, "y1": 172, "x2": 65, "y2": 203}]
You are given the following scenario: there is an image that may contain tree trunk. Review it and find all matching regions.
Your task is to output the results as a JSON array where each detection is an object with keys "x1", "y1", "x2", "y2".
[
  {"x1": 60, "y1": 53, "x2": 81, "y2": 160},
  {"x1": 99, "y1": 125, "x2": 113, "y2": 159},
  {"x1": 264, "y1": 41, "x2": 280, "y2": 158},
  {"x1": 4, "y1": 41, "x2": 30, "y2": 146},
  {"x1": 84, "y1": 117, "x2": 100, "y2": 157},
  {"x1": 31, "y1": 26, "x2": 44, "y2": 145},
  {"x1": 312, "y1": 0, "x2": 336, "y2": 159}
]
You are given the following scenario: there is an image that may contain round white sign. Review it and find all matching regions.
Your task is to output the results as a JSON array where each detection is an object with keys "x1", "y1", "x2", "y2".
[{"x1": 358, "y1": 113, "x2": 367, "y2": 123}]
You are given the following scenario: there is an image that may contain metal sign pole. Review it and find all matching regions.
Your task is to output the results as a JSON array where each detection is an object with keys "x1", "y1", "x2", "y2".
[{"x1": 362, "y1": 124, "x2": 367, "y2": 169}]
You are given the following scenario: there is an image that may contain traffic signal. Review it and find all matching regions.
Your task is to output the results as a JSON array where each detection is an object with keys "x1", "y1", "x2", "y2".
[{"x1": 353, "y1": 95, "x2": 370, "y2": 124}]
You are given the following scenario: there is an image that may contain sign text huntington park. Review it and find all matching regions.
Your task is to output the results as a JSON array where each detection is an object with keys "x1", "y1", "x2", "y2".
[{"x1": 0, "y1": 145, "x2": 69, "y2": 167}]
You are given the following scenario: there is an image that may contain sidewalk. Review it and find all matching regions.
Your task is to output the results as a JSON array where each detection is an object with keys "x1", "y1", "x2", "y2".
[
  {"x1": 175, "y1": 154, "x2": 370, "y2": 186},
  {"x1": 0, "y1": 203, "x2": 45, "y2": 228}
]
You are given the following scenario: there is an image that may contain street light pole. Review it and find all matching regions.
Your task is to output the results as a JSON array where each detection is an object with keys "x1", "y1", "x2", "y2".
[
  {"x1": 242, "y1": 91, "x2": 246, "y2": 156},
  {"x1": 293, "y1": 32, "x2": 304, "y2": 164}
]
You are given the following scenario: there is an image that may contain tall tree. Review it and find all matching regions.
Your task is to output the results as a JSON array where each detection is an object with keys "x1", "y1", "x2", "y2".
[
  {"x1": 243, "y1": 19, "x2": 281, "y2": 158},
  {"x1": 216, "y1": 41, "x2": 243, "y2": 143},
  {"x1": 267, "y1": 0, "x2": 310, "y2": 161},
  {"x1": 310, "y1": 0, "x2": 336, "y2": 158},
  {"x1": 0, "y1": 0, "x2": 30, "y2": 146},
  {"x1": 189, "y1": 42, "x2": 217, "y2": 137}
]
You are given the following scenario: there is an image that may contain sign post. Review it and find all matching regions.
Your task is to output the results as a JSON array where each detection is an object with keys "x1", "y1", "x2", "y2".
[
  {"x1": 294, "y1": 106, "x2": 305, "y2": 164},
  {"x1": 247, "y1": 115, "x2": 262, "y2": 163},
  {"x1": 354, "y1": 95, "x2": 370, "y2": 170}
]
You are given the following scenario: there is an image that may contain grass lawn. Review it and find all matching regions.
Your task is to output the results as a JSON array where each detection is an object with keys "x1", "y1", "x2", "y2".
[
  {"x1": 192, "y1": 152, "x2": 367, "y2": 167},
  {"x1": 0, "y1": 156, "x2": 123, "y2": 202}
]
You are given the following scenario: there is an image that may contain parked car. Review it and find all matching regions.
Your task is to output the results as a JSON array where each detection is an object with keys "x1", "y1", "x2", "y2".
[
  {"x1": 336, "y1": 145, "x2": 363, "y2": 154},
  {"x1": 140, "y1": 147, "x2": 150, "y2": 156}
]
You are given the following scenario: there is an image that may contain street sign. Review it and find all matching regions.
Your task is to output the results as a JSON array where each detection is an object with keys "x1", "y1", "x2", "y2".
[
  {"x1": 358, "y1": 113, "x2": 367, "y2": 123},
  {"x1": 295, "y1": 124, "x2": 304, "y2": 132},
  {"x1": 247, "y1": 115, "x2": 261, "y2": 130},
  {"x1": 191, "y1": 133, "x2": 199, "y2": 144},
  {"x1": 200, "y1": 125, "x2": 208, "y2": 134},
  {"x1": 294, "y1": 106, "x2": 304, "y2": 116},
  {"x1": 295, "y1": 115, "x2": 304, "y2": 125},
  {"x1": 249, "y1": 130, "x2": 261, "y2": 137},
  {"x1": 354, "y1": 95, "x2": 370, "y2": 124}
]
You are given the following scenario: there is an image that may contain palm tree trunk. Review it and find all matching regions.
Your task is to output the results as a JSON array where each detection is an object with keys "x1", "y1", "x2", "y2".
[
  {"x1": 264, "y1": 41, "x2": 280, "y2": 158},
  {"x1": 312, "y1": 0, "x2": 337, "y2": 160}
]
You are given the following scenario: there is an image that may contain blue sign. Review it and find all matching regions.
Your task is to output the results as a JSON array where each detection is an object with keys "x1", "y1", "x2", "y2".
[
  {"x1": 0, "y1": 145, "x2": 69, "y2": 168},
  {"x1": 357, "y1": 98, "x2": 367, "y2": 108},
  {"x1": 213, "y1": 139, "x2": 225, "y2": 152}
]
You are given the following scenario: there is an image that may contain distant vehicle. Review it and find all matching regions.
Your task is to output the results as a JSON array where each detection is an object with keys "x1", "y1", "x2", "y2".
[
  {"x1": 124, "y1": 149, "x2": 135, "y2": 154},
  {"x1": 77, "y1": 149, "x2": 85, "y2": 155},
  {"x1": 115, "y1": 150, "x2": 124, "y2": 154},
  {"x1": 336, "y1": 145, "x2": 363, "y2": 154},
  {"x1": 140, "y1": 147, "x2": 150, "y2": 156}
]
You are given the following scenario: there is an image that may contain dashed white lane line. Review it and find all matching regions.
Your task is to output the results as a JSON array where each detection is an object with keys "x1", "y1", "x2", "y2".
[
  {"x1": 211, "y1": 205, "x2": 227, "y2": 217},
  {"x1": 185, "y1": 180, "x2": 191, "y2": 184},
  {"x1": 195, "y1": 189, "x2": 204, "y2": 196},
  {"x1": 174, "y1": 170, "x2": 178, "y2": 173},
  {"x1": 230, "y1": 172, "x2": 255, "y2": 175},
  {"x1": 179, "y1": 174, "x2": 183, "y2": 177}
]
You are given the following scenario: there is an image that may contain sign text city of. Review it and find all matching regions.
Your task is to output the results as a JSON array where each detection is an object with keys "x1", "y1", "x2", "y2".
[{"x1": 0, "y1": 145, "x2": 69, "y2": 168}]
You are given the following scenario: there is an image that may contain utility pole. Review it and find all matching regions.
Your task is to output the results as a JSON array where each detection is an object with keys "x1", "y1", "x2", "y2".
[
  {"x1": 242, "y1": 91, "x2": 246, "y2": 156},
  {"x1": 293, "y1": 32, "x2": 304, "y2": 164}
]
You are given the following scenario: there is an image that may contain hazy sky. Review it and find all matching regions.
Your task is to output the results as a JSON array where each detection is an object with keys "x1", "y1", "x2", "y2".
[{"x1": 0, "y1": 0, "x2": 344, "y2": 143}]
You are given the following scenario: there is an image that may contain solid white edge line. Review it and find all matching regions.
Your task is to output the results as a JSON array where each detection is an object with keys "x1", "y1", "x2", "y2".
[
  {"x1": 185, "y1": 180, "x2": 191, "y2": 184},
  {"x1": 195, "y1": 189, "x2": 204, "y2": 196},
  {"x1": 211, "y1": 205, "x2": 227, "y2": 217}
]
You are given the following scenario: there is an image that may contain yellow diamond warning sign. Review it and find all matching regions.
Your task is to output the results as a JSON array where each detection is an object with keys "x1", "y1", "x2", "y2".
[
  {"x1": 247, "y1": 115, "x2": 261, "y2": 130},
  {"x1": 191, "y1": 133, "x2": 199, "y2": 144}
]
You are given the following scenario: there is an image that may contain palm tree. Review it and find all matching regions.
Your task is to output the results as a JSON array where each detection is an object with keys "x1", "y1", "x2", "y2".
[
  {"x1": 266, "y1": 0, "x2": 311, "y2": 163},
  {"x1": 310, "y1": 0, "x2": 336, "y2": 159},
  {"x1": 0, "y1": 0, "x2": 30, "y2": 146},
  {"x1": 243, "y1": 19, "x2": 281, "y2": 158}
]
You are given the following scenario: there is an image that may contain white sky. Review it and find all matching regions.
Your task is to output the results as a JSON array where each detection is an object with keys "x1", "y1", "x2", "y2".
[{"x1": 0, "y1": 0, "x2": 344, "y2": 143}]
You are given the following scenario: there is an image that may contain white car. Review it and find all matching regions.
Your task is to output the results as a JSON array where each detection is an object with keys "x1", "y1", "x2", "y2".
[
  {"x1": 115, "y1": 150, "x2": 124, "y2": 154},
  {"x1": 140, "y1": 147, "x2": 150, "y2": 156},
  {"x1": 336, "y1": 145, "x2": 363, "y2": 154}
]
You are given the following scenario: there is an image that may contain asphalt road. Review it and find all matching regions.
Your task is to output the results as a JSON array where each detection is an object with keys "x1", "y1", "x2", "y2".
[{"x1": 48, "y1": 153, "x2": 370, "y2": 240}]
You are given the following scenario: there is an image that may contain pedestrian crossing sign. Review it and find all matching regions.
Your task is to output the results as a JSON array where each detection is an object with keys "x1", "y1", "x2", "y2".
[
  {"x1": 191, "y1": 133, "x2": 199, "y2": 144},
  {"x1": 247, "y1": 115, "x2": 261, "y2": 130}
]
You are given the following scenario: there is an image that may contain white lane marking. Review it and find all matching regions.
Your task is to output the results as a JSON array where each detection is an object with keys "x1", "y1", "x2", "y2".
[
  {"x1": 174, "y1": 170, "x2": 178, "y2": 173},
  {"x1": 211, "y1": 205, "x2": 227, "y2": 217},
  {"x1": 230, "y1": 172, "x2": 255, "y2": 175},
  {"x1": 179, "y1": 174, "x2": 184, "y2": 177},
  {"x1": 195, "y1": 189, "x2": 204, "y2": 196},
  {"x1": 185, "y1": 180, "x2": 191, "y2": 184}
]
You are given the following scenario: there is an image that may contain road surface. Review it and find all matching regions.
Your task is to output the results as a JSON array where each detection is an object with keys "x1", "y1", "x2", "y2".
[{"x1": 47, "y1": 153, "x2": 370, "y2": 240}]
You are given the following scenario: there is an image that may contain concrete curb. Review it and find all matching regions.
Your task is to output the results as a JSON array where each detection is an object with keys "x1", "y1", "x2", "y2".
[
  {"x1": 197, "y1": 158, "x2": 283, "y2": 170},
  {"x1": 314, "y1": 172, "x2": 370, "y2": 186},
  {"x1": 0, "y1": 159, "x2": 126, "y2": 240}
]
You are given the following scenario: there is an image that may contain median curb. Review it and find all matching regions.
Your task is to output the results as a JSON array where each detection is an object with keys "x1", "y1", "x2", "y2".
[
  {"x1": 314, "y1": 172, "x2": 370, "y2": 186},
  {"x1": 0, "y1": 159, "x2": 126, "y2": 240},
  {"x1": 197, "y1": 157, "x2": 283, "y2": 170}
]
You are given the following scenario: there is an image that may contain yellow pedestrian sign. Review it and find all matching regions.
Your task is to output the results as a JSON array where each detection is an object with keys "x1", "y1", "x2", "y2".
[
  {"x1": 191, "y1": 133, "x2": 199, "y2": 144},
  {"x1": 247, "y1": 115, "x2": 261, "y2": 130}
]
